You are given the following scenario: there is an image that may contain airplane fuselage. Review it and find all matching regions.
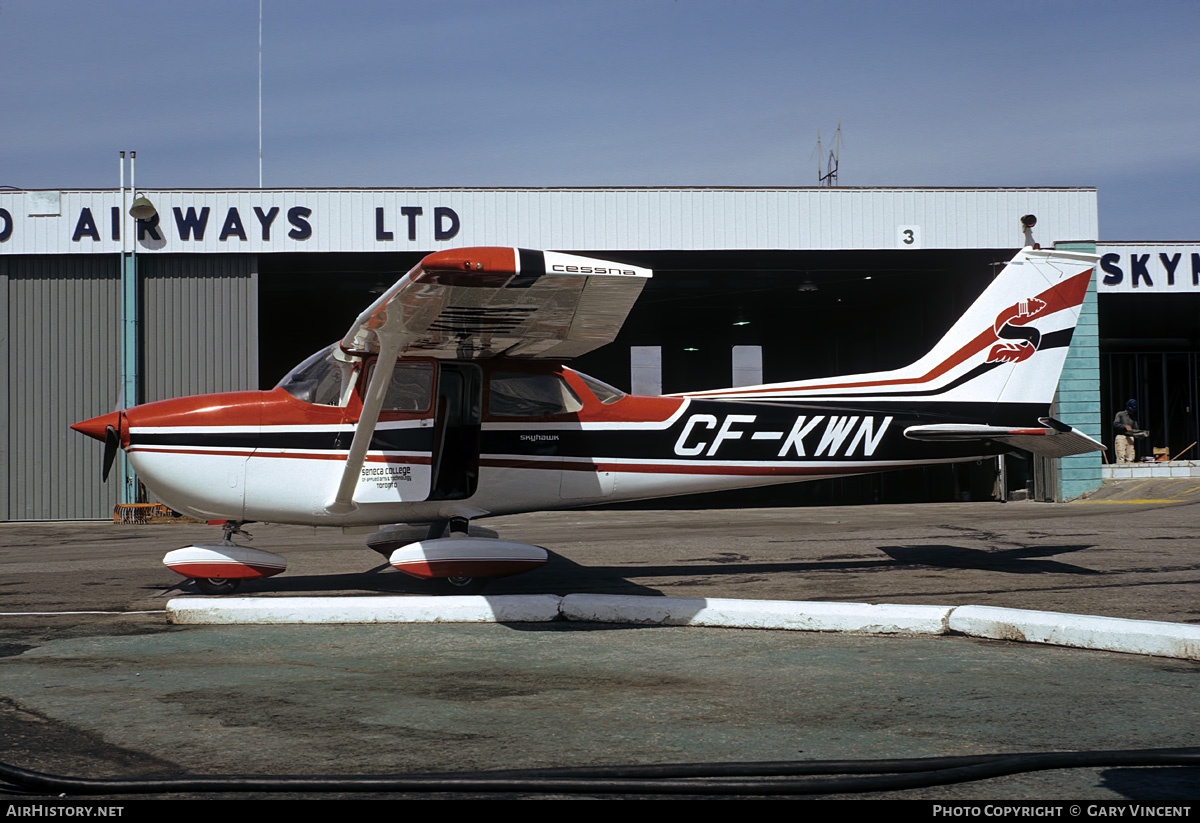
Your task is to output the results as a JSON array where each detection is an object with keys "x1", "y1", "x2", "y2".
[{"x1": 114, "y1": 360, "x2": 1000, "y2": 528}]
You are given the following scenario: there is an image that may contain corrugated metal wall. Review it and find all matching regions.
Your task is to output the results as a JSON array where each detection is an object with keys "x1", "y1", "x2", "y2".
[
  {"x1": 1, "y1": 254, "x2": 258, "y2": 520},
  {"x1": 3, "y1": 256, "x2": 121, "y2": 520},
  {"x1": 140, "y1": 255, "x2": 257, "y2": 403}
]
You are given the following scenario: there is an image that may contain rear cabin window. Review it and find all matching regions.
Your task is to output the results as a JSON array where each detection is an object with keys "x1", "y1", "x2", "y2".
[{"x1": 489, "y1": 373, "x2": 583, "y2": 417}]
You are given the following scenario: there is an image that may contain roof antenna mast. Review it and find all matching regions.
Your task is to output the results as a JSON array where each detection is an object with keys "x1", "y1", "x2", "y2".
[
  {"x1": 258, "y1": 0, "x2": 263, "y2": 189},
  {"x1": 817, "y1": 117, "x2": 840, "y2": 187}
]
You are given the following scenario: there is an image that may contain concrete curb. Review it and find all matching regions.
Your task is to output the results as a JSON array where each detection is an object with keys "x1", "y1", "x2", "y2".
[
  {"x1": 948, "y1": 604, "x2": 1200, "y2": 660},
  {"x1": 164, "y1": 594, "x2": 1200, "y2": 660},
  {"x1": 166, "y1": 594, "x2": 563, "y2": 624},
  {"x1": 560, "y1": 594, "x2": 952, "y2": 635}
]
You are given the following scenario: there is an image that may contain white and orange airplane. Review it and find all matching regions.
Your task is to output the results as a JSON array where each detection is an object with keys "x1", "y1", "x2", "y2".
[{"x1": 73, "y1": 246, "x2": 1102, "y2": 594}]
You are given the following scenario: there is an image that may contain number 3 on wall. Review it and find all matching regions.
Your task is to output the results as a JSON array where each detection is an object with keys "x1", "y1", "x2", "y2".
[{"x1": 897, "y1": 226, "x2": 921, "y2": 248}]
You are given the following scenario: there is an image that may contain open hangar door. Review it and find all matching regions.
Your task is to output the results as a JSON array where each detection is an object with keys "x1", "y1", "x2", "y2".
[
  {"x1": 1100, "y1": 291, "x2": 1200, "y2": 463},
  {"x1": 257, "y1": 247, "x2": 1024, "y2": 506},
  {"x1": 257, "y1": 252, "x2": 426, "y2": 388}
]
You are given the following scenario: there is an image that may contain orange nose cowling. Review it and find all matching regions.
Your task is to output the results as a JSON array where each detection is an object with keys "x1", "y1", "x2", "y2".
[{"x1": 71, "y1": 411, "x2": 124, "y2": 443}]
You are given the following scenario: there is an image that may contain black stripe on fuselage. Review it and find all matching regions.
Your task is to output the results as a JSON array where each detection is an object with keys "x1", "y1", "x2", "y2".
[
  {"x1": 131, "y1": 428, "x2": 434, "y2": 452},
  {"x1": 479, "y1": 399, "x2": 1043, "y2": 464},
  {"x1": 131, "y1": 398, "x2": 1046, "y2": 466}
]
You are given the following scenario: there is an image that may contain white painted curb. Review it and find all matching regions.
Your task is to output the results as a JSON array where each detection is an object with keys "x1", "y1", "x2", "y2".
[
  {"x1": 561, "y1": 594, "x2": 952, "y2": 635},
  {"x1": 949, "y1": 605, "x2": 1200, "y2": 660},
  {"x1": 166, "y1": 594, "x2": 563, "y2": 625},
  {"x1": 163, "y1": 594, "x2": 1200, "y2": 660}
]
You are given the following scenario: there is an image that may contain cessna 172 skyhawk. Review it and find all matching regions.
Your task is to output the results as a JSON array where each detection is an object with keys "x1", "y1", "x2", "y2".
[{"x1": 72, "y1": 246, "x2": 1102, "y2": 594}]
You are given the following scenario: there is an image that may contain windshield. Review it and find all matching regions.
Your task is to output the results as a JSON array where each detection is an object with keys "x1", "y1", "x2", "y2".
[
  {"x1": 574, "y1": 371, "x2": 626, "y2": 404},
  {"x1": 277, "y1": 343, "x2": 351, "y2": 406}
]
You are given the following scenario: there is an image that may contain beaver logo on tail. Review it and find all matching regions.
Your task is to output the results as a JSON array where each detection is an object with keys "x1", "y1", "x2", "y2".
[{"x1": 986, "y1": 296, "x2": 1048, "y2": 363}]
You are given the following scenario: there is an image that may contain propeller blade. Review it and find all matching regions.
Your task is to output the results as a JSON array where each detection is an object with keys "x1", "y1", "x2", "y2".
[{"x1": 102, "y1": 425, "x2": 119, "y2": 482}]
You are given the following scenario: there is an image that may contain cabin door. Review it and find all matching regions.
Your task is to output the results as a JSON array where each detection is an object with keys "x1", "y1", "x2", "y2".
[
  {"x1": 427, "y1": 362, "x2": 483, "y2": 501},
  {"x1": 349, "y1": 359, "x2": 439, "y2": 504}
]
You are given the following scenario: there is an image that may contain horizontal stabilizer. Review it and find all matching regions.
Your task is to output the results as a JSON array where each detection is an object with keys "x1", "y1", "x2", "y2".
[{"x1": 904, "y1": 417, "x2": 1104, "y2": 458}]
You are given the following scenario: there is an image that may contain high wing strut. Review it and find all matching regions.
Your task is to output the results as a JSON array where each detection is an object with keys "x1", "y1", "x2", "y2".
[{"x1": 325, "y1": 334, "x2": 403, "y2": 515}]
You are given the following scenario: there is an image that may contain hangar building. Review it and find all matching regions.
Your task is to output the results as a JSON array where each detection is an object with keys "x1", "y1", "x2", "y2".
[
  {"x1": 0, "y1": 186, "x2": 1103, "y2": 520},
  {"x1": 1094, "y1": 242, "x2": 1200, "y2": 478}
]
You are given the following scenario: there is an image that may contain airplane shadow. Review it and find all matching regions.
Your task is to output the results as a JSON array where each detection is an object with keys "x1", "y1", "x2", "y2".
[
  {"x1": 877, "y1": 543, "x2": 1101, "y2": 575},
  {"x1": 158, "y1": 540, "x2": 1101, "y2": 601}
]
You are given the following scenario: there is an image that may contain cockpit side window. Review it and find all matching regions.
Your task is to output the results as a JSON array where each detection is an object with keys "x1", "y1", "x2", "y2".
[
  {"x1": 359, "y1": 359, "x2": 435, "y2": 413},
  {"x1": 277, "y1": 343, "x2": 350, "y2": 406},
  {"x1": 489, "y1": 372, "x2": 583, "y2": 417},
  {"x1": 381, "y1": 362, "x2": 435, "y2": 412}
]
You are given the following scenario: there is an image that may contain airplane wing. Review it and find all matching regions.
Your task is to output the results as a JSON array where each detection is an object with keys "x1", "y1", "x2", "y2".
[
  {"x1": 904, "y1": 418, "x2": 1105, "y2": 458},
  {"x1": 340, "y1": 247, "x2": 652, "y2": 361},
  {"x1": 327, "y1": 247, "x2": 651, "y2": 514}
]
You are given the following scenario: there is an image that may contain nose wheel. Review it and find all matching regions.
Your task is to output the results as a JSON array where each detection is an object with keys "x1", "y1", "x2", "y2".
[
  {"x1": 193, "y1": 577, "x2": 242, "y2": 595},
  {"x1": 164, "y1": 524, "x2": 285, "y2": 596}
]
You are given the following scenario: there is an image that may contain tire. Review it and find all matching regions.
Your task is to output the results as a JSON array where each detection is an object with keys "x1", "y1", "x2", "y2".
[
  {"x1": 433, "y1": 576, "x2": 488, "y2": 595},
  {"x1": 194, "y1": 577, "x2": 242, "y2": 595}
]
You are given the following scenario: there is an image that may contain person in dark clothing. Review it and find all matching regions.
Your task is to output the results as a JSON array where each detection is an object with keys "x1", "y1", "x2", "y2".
[{"x1": 1113, "y1": 399, "x2": 1142, "y2": 463}]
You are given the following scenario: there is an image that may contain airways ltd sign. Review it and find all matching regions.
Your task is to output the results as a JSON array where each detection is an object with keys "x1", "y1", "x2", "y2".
[
  {"x1": 1096, "y1": 244, "x2": 1200, "y2": 294},
  {"x1": 0, "y1": 191, "x2": 463, "y2": 254}
]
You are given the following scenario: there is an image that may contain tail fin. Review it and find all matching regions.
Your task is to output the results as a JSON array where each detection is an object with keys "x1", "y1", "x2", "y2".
[
  {"x1": 906, "y1": 247, "x2": 1097, "y2": 409},
  {"x1": 687, "y1": 247, "x2": 1097, "y2": 411}
]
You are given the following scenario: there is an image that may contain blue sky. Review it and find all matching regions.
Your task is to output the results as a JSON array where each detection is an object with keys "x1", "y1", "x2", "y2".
[{"x1": 2, "y1": 0, "x2": 1197, "y2": 239}]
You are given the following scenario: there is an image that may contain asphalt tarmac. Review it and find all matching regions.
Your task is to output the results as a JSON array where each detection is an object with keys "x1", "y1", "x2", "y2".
[{"x1": 1, "y1": 480, "x2": 1198, "y2": 800}]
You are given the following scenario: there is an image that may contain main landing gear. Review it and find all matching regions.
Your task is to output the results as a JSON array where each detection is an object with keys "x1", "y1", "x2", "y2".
[
  {"x1": 428, "y1": 518, "x2": 490, "y2": 594},
  {"x1": 367, "y1": 516, "x2": 548, "y2": 595}
]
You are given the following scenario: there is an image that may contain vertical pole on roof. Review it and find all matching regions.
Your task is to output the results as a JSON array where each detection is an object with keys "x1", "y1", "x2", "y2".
[{"x1": 259, "y1": 0, "x2": 264, "y2": 189}]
